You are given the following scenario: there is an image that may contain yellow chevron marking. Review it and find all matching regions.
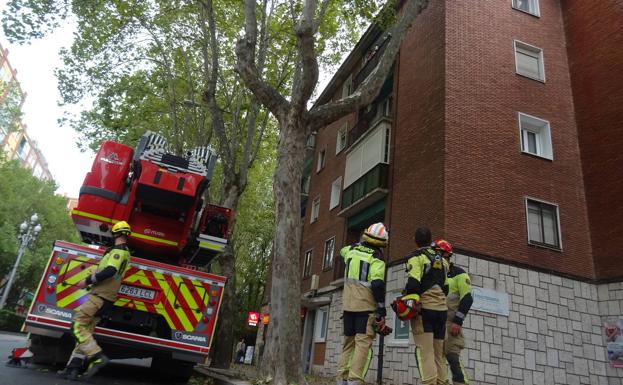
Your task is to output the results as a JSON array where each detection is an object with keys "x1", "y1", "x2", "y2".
[
  {"x1": 172, "y1": 276, "x2": 201, "y2": 322},
  {"x1": 150, "y1": 271, "x2": 193, "y2": 331}
]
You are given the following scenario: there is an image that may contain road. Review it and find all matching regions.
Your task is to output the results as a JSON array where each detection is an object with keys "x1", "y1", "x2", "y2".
[{"x1": 0, "y1": 332, "x2": 195, "y2": 385}]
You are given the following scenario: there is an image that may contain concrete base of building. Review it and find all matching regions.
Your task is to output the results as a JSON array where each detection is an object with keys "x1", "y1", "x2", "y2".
[{"x1": 304, "y1": 253, "x2": 623, "y2": 385}]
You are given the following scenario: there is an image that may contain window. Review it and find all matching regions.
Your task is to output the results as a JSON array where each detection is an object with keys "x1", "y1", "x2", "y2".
[
  {"x1": 316, "y1": 149, "x2": 326, "y2": 172},
  {"x1": 310, "y1": 197, "x2": 320, "y2": 223},
  {"x1": 16, "y1": 137, "x2": 30, "y2": 160},
  {"x1": 526, "y1": 198, "x2": 561, "y2": 249},
  {"x1": 514, "y1": 40, "x2": 545, "y2": 82},
  {"x1": 303, "y1": 249, "x2": 313, "y2": 278},
  {"x1": 314, "y1": 308, "x2": 329, "y2": 342},
  {"x1": 336, "y1": 124, "x2": 347, "y2": 154},
  {"x1": 323, "y1": 237, "x2": 335, "y2": 270},
  {"x1": 342, "y1": 74, "x2": 353, "y2": 99},
  {"x1": 518, "y1": 113, "x2": 552, "y2": 159},
  {"x1": 330, "y1": 177, "x2": 342, "y2": 210},
  {"x1": 512, "y1": 0, "x2": 540, "y2": 16}
]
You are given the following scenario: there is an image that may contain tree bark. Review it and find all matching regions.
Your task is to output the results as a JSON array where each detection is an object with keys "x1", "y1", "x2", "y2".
[
  {"x1": 261, "y1": 113, "x2": 307, "y2": 385},
  {"x1": 209, "y1": 181, "x2": 241, "y2": 368}
]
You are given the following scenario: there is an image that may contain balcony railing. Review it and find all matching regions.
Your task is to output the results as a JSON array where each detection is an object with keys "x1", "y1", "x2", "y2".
[
  {"x1": 341, "y1": 163, "x2": 389, "y2": 211},
  {"x1": 353, "y1": 34, "x2": 391, "y2": 90},
  {"x1": 348, "y1": 97, "x2": 392, "y2": 147}
]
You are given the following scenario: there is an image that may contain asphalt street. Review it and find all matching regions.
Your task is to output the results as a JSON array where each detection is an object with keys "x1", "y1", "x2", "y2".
[{"x1": 0, "y1": 332, "x2": 191, "y2": 385}]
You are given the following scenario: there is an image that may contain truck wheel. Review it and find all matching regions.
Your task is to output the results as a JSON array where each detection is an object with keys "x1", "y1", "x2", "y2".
[
  {"x1": 29, "y1": 334, "x2": 73, "y2": 366},
  {"x1": 150, "y1": 356, "x2": 194, "y2": 383}
]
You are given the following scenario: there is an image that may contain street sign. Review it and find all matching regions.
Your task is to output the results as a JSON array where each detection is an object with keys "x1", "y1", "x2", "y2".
[{"x1": 248, "y1": 311, "x2": 260, "y2": 326}]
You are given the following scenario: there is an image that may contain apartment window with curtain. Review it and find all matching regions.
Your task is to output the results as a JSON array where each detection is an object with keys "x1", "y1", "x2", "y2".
[
  {"x1": 336, "y1": 124, "x2": 347, "y2": 154},
  {"x1": 303, "y1": 249, "x2": 313, "y2": 278},
  {"x1": 514, "y1": 40, "x2": 545, "y2": 82},
  {"x1": 323, "y1": 237, "x2": 335, "y2": 270},
  {"x1": 512, "y1": 0, "x2": 540, "y2": 16},
  {"x1": 526, "y1": 198, "x2": 561, "y2": 249},
  {"x1": 518, "y1": 112, "x2": 552, "y2": 159},
  {"x1": 317, "y1": 149, "x2": 326, "y2": 172},
  {"x1": 330, "y1": 177, "x2": 342, "y2": 210},
  {"x1": 311, "y1": 197, "x2": 320, "y2": 223}
]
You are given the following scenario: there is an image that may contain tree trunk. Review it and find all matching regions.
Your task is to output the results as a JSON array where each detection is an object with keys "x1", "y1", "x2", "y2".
[
  {"x1": 262, "y1": 114, "x2": 307, "y2": 384},
  {"x1": 210, "y1": 182, "x2": 241, "y2": 369}
]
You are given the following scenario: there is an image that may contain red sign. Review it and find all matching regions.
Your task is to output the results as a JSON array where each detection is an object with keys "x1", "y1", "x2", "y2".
[
  {"x1": 262, "y1": 314, "x2": 270, "y2": 325},
  {"x1": 248, "y1": 312, "x2": 260, "y2": 327}
]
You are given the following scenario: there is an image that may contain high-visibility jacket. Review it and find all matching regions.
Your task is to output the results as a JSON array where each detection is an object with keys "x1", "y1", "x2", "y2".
[
  {"x1": 446, "y1": 264, "x2": 473, "y2": 325},
  {"x1": 403, "y1": 247, "x2": 449, "y2": 311},
  {"x1": 90, "y1": 245, "x2": 131, "y2": 301},
  {"x1": 341, "y1": 243, "x2": 386, "y2": 313}
]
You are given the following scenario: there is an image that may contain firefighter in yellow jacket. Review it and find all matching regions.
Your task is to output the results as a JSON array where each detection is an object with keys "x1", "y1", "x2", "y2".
[
  {"x1": 58, "y1": 221, "x2": 131, "y2": 380},
  {"x1": 403, "y1": 227, "x2": 449, "y2": 385},
  {"x1": 336, "y1": 223, "x2": 389, "y2": 385},
  {"x1": 440, "y1": 239, "x2": 473, "y2": 385}
]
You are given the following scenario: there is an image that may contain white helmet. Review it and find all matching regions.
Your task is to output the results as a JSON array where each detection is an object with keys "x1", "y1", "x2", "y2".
[{"x1": 362, "y1": 222, "x2": 388, "y2": 247}]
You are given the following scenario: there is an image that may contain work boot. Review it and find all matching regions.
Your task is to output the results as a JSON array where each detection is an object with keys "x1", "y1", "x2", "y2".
[
  {"x1": 57, "y1": 356, "x2": 85, "y2": 380},
  {"x1": 81, "y1": 353, "x2": 109, "y2": 379}
]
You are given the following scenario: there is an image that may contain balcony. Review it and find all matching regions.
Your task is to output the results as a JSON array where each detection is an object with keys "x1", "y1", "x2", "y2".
[
  {"x1": 353, "y1": 34, "x2": 391, "y2": 90},
  {"x1": 349, "y1": 97, "x2": 392, "y2": 147},
  {"x1": 339, "y1": 163, "x2": 389, "y2": 218}
]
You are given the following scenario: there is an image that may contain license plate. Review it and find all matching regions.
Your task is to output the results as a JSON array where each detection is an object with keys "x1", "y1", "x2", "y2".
[{"x1": 119, "y1": 285, "x2": 156, "y2": 300}]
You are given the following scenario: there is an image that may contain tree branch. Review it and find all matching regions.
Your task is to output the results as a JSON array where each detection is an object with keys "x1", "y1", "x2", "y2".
[
  {"x1": 308, "y1": 0, "x2": 428, "y2": 130},
  {"x1": 291, "y1": 0, "x2": 319, "y2": 110},
  {"x1": 236, "y1": 0, "x2": 289, "y2": 122}
]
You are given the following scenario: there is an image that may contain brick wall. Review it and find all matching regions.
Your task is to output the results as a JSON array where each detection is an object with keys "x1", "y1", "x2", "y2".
[
  {"x1": 561, "y1": 0, "x2": 623, "y2": 280},
  {"x1": 315, "y1": 254, "x2": 623, "y2": 384},
  {"x1": 444, "y1": 0, "x2": 593, "y2": 278},
  {"x1": 388, "y1": 0, "x2": 447, "y2": 261}
]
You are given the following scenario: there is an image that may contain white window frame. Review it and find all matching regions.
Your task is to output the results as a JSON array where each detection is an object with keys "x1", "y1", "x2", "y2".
[
  {"x1": 303, "y1": 249, "x2": 313, "y2": 278},
  {"x1": 525, "y1": 197, "x2": 562, "y2": 250},
  {"x1": 316, "y1": 149, "x2": 326, "y2": 173},
  {"x1": 336, "y1": 123, "x2": 347, "y2": 154},
  {"x1": 310, "y1": 196, "x2": 320, "y2": 223},
  {"x1": 314, "y1": 308, "x2": 329, "y2": 342},
  {"x1": 329, "y1": 177, "x2": 342, "y2": 210},
  {"x1": 517, "y1": 112, "x2": 553, "y2": 160},
  {"x1": 512, "y1": 0, "x2": 540, "y2": 17},
  {"x1": 386, "y1": 291, "x2": 410, "y2": 344},
  {"x1": 322, "y1": 237, "x2": 335, "y2": 270},
  {"x1": 514, "y1": 40, "x2": 545, "y2": 82}
]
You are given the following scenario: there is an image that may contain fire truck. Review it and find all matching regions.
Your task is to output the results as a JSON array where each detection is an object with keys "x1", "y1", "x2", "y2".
[{"x1": 22, "y1": 132, "x2": 231, "y2": 382}]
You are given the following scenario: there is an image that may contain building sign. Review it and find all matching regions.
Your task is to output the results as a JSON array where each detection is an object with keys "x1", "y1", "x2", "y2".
[
  {"x1": 471, "y1": 287, "x2": 509, "y2": 316},
  {"x1": 248, "y1": 311, "x2": 260, "y2": 327},
  {"x1": 604, "y1": 320, "x2": 623, "y2": 368},
  {"x1": 262, "y1": 314, "x2": 270, "y2": 325}
]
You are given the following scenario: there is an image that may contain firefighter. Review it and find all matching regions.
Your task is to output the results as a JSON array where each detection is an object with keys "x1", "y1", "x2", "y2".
[
  {"x1": 58, "y1": 221, "x2": 132, "y2": 380},
  {"x1": 439, "y1": 239, "x2": 473, "y2": 385},
  {"x1": 336, "y1": 223, "x2": 389, "y2": 385},
  {"x1": 402, "y1": 227, "x2": 449, "y2": 385}
]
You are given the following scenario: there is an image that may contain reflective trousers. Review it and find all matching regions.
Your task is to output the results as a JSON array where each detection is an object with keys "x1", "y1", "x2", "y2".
[
  {"x1": 337, "y1": 313, "x2": 375, "y2": 384},
  {"x1": 445, "y1": 322, "x2": 468, "y2": 385},
  {"x1": 71, "y1": 294, "x2": 105, "y2": 357},
  {"x1": 411, "y1": 310, "x2": 449, "y2": 385}
]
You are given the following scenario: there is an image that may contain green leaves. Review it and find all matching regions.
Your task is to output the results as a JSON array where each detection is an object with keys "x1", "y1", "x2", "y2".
[{"x1": 0, "y1": 158, "x2": 79, "y2": 308}]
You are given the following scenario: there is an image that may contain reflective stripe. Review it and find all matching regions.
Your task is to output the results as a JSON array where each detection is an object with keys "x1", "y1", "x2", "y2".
[
  {"x1": 456, "y1": 311, "x2": 466, "y2": 320},
  {"x1": 131, "y1": 232, "x2": 178, "y2": 246},
  {"x1": 360, "y1": 261, "x2": 370, "y2": 282},
  {"x1": 345, "y1": 278, "x2": 371, "y2": 288},
  {"x1": 71, "y1": 210, "x2": 118, "y2": 224}
]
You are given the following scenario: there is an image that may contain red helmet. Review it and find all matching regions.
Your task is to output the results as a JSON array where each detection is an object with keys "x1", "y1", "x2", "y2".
[
  {"x1": 391, "y1": 297, "x2": 418, "y2": 321},
  {"x1": 432, "y1": 239, "x2": 453, "y2": 256}
]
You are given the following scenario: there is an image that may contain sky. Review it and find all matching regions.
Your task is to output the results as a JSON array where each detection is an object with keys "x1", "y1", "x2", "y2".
[{"x1": 1, "y1": 4, "x2": 93, "y2": 197}]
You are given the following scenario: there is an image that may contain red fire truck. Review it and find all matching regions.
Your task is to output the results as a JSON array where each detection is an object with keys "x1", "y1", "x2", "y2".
[{"x1": 23, "y1": 132, "x2": 231, "y2": 382}]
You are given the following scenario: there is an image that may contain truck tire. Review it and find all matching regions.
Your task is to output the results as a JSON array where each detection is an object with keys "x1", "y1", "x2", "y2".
[
  {"x1": 150, "y1": 355, "x2": 194, "y2": 383},
  {"x1": 29, "y1": 334, "x2": 73, "y2": 366}
]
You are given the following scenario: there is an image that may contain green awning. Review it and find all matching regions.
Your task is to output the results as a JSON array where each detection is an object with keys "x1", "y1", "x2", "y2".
[{"x1": 347, "y1": 199, "x2": 386, "y2": 230}]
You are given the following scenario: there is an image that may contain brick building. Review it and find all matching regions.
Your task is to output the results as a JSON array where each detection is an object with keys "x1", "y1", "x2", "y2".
[
  {"x1": 298, "y1": 1, "x2": 623, "y2": 384},
  {"x1": 0, "y1": 41, "x2": 52, "y2": 181}
]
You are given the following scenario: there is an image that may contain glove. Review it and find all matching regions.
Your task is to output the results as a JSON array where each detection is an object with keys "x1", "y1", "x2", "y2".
[
  {"x1": 375, "y1": 306, "x2": 387, "y2": 318},
  {"x1": 373, "y1": 317, "x2": 392, "y2": 336},
  {"x1": 450, "y1": 323, "x2": 462, "y2": 337}
]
